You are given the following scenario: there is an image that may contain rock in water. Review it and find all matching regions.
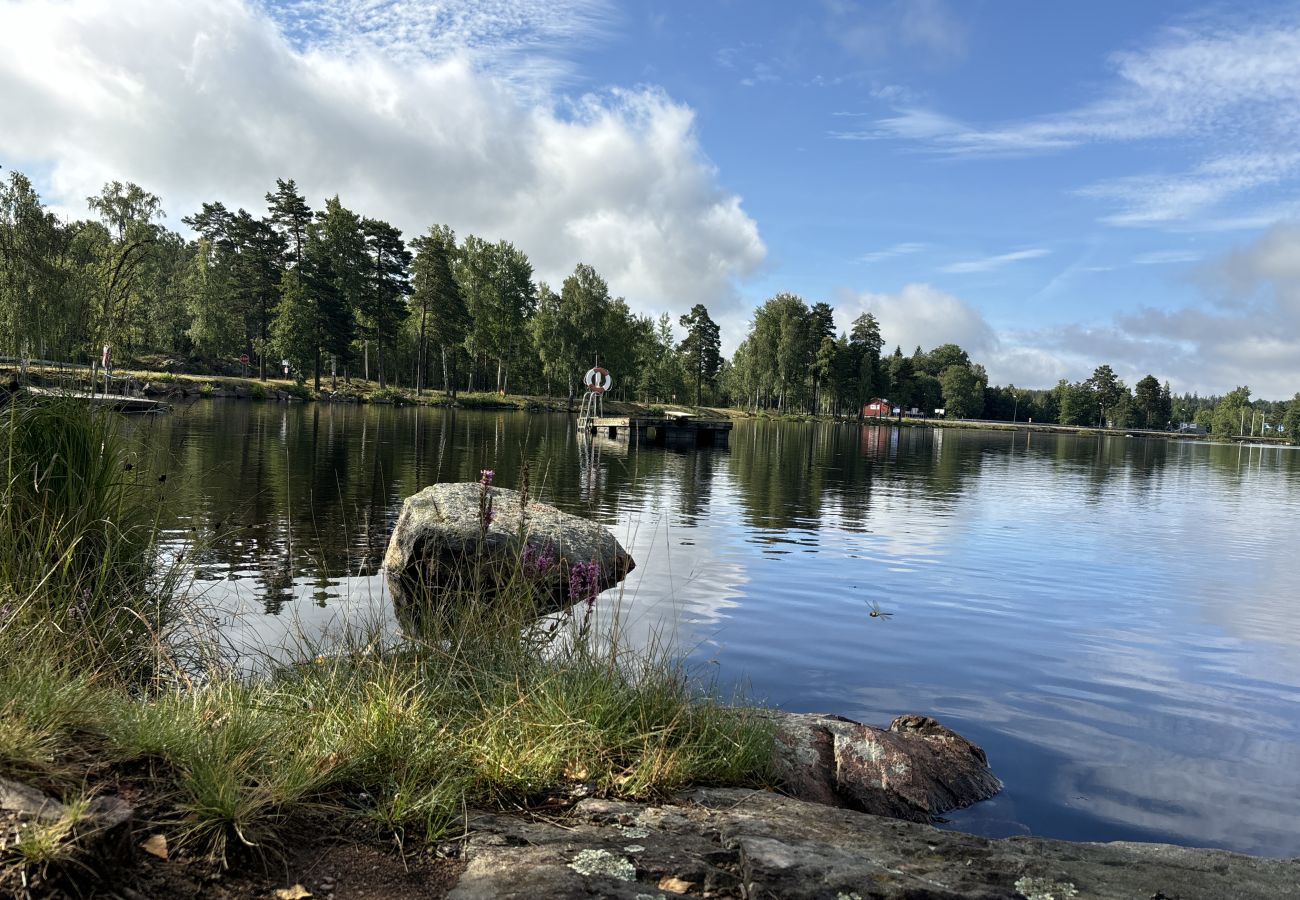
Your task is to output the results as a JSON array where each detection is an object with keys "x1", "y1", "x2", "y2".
[
  {"x1": 383, "y1": 483, "x2": 635, "y2": 618},
  {"x1": 769, "y1": 712, "x2": 1002, "y2": 822}
]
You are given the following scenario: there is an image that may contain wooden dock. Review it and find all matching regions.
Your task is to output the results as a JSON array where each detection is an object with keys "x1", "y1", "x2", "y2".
[
  {"x1": 24, "y1": 386, "x2": 168, "y2": 413},
  {"x1": 584, "y1": 411, "x2": 732, "y2": 448}
]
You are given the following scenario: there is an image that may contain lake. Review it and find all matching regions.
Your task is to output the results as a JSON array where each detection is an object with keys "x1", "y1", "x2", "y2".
[{"x1": 135, "y1": 400, "x2": 1300, "y2": 857}]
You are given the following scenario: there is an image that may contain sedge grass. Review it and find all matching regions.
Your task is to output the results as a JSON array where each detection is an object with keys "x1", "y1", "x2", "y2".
[{"x1": 0, "y1": 398, "x2": 774, "y2": 877}]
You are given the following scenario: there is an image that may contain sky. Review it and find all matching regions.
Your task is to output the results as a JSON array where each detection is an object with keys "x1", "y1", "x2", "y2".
[{"x1": 2, "y1": 0, "x2": 1300, "y2": 396}]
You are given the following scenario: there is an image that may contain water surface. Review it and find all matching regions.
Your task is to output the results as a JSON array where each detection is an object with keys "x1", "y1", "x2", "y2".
[{"x1": 136, "y1": 401, "x2": 1300, "y2": 856}]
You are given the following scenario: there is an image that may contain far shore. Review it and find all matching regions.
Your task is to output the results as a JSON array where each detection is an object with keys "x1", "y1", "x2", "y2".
[{"x1": 7, "y1": 363, "x2": 1293, "y2": 447}]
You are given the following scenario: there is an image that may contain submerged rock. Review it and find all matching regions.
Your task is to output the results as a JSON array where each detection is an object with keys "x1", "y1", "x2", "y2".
[
  {"x1": 383, "y1": 482, "x2": 635, "y2": 617},
  {"x1": 448, "y1": 788, "x2": 1300, "y2": 899},
  {"x1": 769, "y1": 711, "x2": 1003, "y2": 822}
]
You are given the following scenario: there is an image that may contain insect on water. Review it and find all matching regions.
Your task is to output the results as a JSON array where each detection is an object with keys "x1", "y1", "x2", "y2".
[{"x1": 866, "y1": 599, "x2": 894, "y2": 620}]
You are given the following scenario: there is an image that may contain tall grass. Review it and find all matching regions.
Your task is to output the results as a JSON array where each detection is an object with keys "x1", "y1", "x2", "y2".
[
  {"x1": 0, "y1": 396, "x2": 181, "y2": 683},
  {"x1": 0, "y1": 400, "x2": 774, "y2": 878}
]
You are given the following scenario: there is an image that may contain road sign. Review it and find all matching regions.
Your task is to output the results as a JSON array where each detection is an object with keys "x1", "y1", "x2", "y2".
[{"x1": 239, "y1": 353, "x2": 250, "y2": 365}]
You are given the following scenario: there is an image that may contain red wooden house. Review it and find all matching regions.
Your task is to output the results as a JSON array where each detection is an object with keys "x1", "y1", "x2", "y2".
[{"x1": 863, "y1": 398, "x2": 892, "y2": 418}]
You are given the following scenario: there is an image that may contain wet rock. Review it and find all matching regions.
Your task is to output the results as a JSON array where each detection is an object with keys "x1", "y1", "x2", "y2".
[
  {"x1": 448, "y1": 788, "x2": 1300, "y2": 900},
  {"x1": 769, "y1": 711, "x2": 1003, "y2": 822},
  {"x1": 383, "y1": 483, "x2": 635, "y2": 617}
]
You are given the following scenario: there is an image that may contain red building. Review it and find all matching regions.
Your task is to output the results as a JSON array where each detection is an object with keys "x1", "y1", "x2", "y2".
[{"x1": 863, "y1": 398, "x2": 892, "y2": 418}]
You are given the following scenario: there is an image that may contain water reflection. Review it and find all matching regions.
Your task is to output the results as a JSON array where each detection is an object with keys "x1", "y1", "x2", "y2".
[{"x1": 135, "y1": 404, "x2": 1300, "y2": 856}]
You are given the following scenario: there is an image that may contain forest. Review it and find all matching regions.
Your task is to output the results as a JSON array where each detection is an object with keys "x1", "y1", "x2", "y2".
[{"x1": 2, "y1": 168, "x2": 1298, "y2": 438}]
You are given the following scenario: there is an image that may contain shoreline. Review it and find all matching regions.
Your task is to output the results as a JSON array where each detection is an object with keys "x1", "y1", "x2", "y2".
[{"x1": 20, "y1": 362, "x2": 1287, "y2": 447}]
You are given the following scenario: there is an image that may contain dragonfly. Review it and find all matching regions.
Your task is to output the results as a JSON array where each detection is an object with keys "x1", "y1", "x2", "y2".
[{"x1": 866, "y1": 599, "x2": 894, "y2": 620}]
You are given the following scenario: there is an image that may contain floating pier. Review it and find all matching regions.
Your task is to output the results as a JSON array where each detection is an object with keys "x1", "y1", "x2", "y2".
[{"x1": 584, "y1": 411, "x2": 732, "y2": 448}]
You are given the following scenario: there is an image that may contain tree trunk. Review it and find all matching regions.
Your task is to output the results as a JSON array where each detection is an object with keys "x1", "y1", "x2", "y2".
[{"x1": 416, "y1": 299, "x2": 428, "y2": 396}]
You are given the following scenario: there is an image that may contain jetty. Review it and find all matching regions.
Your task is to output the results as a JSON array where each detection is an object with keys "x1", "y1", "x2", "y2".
[
  {"x1": 23, "y1": 386, "x2": 168, "y2": 413},
  {"x1": 583, "y1": 410, "x2": 732, "y2": 448}
]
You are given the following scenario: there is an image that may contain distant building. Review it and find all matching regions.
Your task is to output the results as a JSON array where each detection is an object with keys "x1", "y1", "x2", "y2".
[
  {"x1": 863, "y1": 398, "x2": 891, "y2": 418},
  {"x1": 1176, "y1": 423, "x2": 1208, "y2": 435}
]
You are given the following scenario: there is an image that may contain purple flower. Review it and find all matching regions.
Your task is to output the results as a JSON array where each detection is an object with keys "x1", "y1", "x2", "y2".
[
  {"x1": 522, "y1": 543, "x2": 556, "y2": 579},
  {"x1": 568, "y1": 560, "x2": 601, "y2": 607},
  {"x1": 480, "y1": 469, "x2": 495, "y2": 486}
]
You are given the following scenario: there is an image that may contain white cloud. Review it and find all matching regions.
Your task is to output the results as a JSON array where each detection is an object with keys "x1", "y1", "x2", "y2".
[
  {"x1": 1132, "y1": 250, "x2": 1201, "y2": 265},
  {"x1": 857, "y1": 241, "x2": 927, "y2": 264},
  {"x1": 0, "y1": 0, "x2": 765, "y2": 323},
  {"x1": 834, "y1": 283, "x2": 997, "y2": 357},
  {"x1": 999, "y1": 226, "x2": 1300, "y2": 395},
  {"x1": 834, "y1": 227, "x2": 1300, "y2": 395},
  {"x1": 825, "y1": 0, "x2": 967, "y2": 66},
  {"x1": 857, "y1": 16, "x2": 1300, "y2": 227},
  {"x1": 940, "y1": 248, "x2": 1049, "y2": 274},
  {"x1": 1081, "y1": 153, "x2": 1300, "y2": 227}
]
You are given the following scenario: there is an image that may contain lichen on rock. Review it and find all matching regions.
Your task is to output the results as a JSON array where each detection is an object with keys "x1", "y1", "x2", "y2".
[{"x1": 567, "y1": 848, "x2": 637, "y2": 881}]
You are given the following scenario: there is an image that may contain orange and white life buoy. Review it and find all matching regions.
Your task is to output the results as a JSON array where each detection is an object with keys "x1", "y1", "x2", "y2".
[{"x1": 583, "y1": 366, "x2": 613, "y2": 394}]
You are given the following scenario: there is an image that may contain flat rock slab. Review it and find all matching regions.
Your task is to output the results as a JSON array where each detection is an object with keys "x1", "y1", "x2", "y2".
[
  {"x1": 448, "y1": 788, "x2": 1300, "y2": 900},
  {"x1": 770, "y1": 712, "x2": 1003, "y2": 822},
  {"x1": 383, "y1": 482, "x2": 635, "y2": 616}
]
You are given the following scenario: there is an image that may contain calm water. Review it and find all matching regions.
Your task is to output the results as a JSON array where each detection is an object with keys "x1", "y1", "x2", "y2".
[{"x1": 134, "y1": 400, "x2": 1300, "y2": 856}]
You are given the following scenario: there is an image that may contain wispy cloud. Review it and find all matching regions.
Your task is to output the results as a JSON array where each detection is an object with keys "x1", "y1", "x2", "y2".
[
  {"x1": 858, "y1": 241, "x2": 927, "y2": 264},
  {"x1": 825, "y1": 0, "x2": 967, "y2": 66},
  {"x1": 940, "y1": 248, "x2": 1049, "y2": 274},
  {"x1": 848, "y1": 16, "x2": 1300, "y2": 227},
  {"x1": 1132, "y1": 250, "x2": 1201, "y2": 265},
  {"x1": 1080, "y1": 153, "x2": 1300, "y2": 226},
  {"x1": 265, "y1": 0, "x2": 614, "y2": 85}
]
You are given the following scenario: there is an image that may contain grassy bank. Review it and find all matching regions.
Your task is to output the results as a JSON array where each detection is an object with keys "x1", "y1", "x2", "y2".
[{"x1": 0, "y1": 397, "x2": 772, "y2": 895}]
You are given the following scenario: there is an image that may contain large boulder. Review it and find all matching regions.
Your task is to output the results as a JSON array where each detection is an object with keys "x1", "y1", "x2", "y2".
[
  {"x1": 769, "y1": 711, "x2": 1002, "y2": 822},
  {"x1": 383, "y1": 482, "x2": 635, "y2": 617}
]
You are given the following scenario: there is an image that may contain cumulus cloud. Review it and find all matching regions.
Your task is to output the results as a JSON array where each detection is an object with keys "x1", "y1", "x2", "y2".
[
  {"x1": 0, "y1": 0, "x2": 765, "y2": 322},
  {"x1": 833, "y1": 283, "x2": 997, "y2": 356},
  {"x1": 1001, "y1": 226, "x2": 1300, "y2": 395}
]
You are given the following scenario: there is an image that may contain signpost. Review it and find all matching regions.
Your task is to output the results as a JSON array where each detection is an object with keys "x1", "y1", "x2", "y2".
[{"x1": 239, "y1": 353, "x2": 250, "y2": 377}]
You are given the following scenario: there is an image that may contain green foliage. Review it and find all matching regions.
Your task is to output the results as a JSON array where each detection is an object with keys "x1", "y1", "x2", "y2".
[
  {"x1": 409, "y1": 224, "x2": 467, "y2": 396},
  {"x1": 1283, "y1": 393, "x2": 1300, "y2": 444},
  {"x1": 939, "y1": 363, "x2": 986, "y2": 418},
  {"x1": 678, "y1": 304, "x2": 722, "y2": 405}
]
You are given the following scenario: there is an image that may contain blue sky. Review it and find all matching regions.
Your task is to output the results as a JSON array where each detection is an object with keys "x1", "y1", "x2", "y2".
[{"x1": 3, "y1": 0, "x2": 1300, "y2": 395}]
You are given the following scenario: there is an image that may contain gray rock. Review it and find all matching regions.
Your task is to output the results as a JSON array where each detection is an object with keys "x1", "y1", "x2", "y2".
[
  {"x1": 448, "y1": 788, "x2": 1300, "y2": 900},
  {"x1": 383, "y1": 482, "x2": 635, "y2": 618},
  {"x1": 0, "y1": 776, "x2": 134, "y2": 873},
  {"x1": 769, "y1": 711, "x2": 1002, "y2": 822}
]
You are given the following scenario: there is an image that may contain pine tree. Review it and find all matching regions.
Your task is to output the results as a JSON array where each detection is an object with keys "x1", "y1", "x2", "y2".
[{"x1": 678, "y1": 303, "x2": 721, "y2": 406}]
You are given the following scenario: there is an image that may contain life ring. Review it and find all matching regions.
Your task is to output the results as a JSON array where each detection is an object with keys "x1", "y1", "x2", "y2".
[{"x1": 583, "y1": 366, "x2": 613, "y2": 394}]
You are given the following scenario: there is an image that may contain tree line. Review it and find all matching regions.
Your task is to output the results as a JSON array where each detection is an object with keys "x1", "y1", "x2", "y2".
[
  {"x1": 2, "y1": 167, "x2": 1298, "y2": 439},
  {"x1": 0, "y1": 169, "x2": 722, "y2": 404}
]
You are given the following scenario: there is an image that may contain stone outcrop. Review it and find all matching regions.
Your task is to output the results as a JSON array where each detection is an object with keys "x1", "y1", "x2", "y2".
[
  {"x1": 449, "y1": 788, "x2": 1300, "y2": 900},
  {"x1": 770, "y1": 711, "x2": 1002, "y2": 822},
  {"x1": 383, "y1": 482, "x2": 635, "y2": 616}
]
